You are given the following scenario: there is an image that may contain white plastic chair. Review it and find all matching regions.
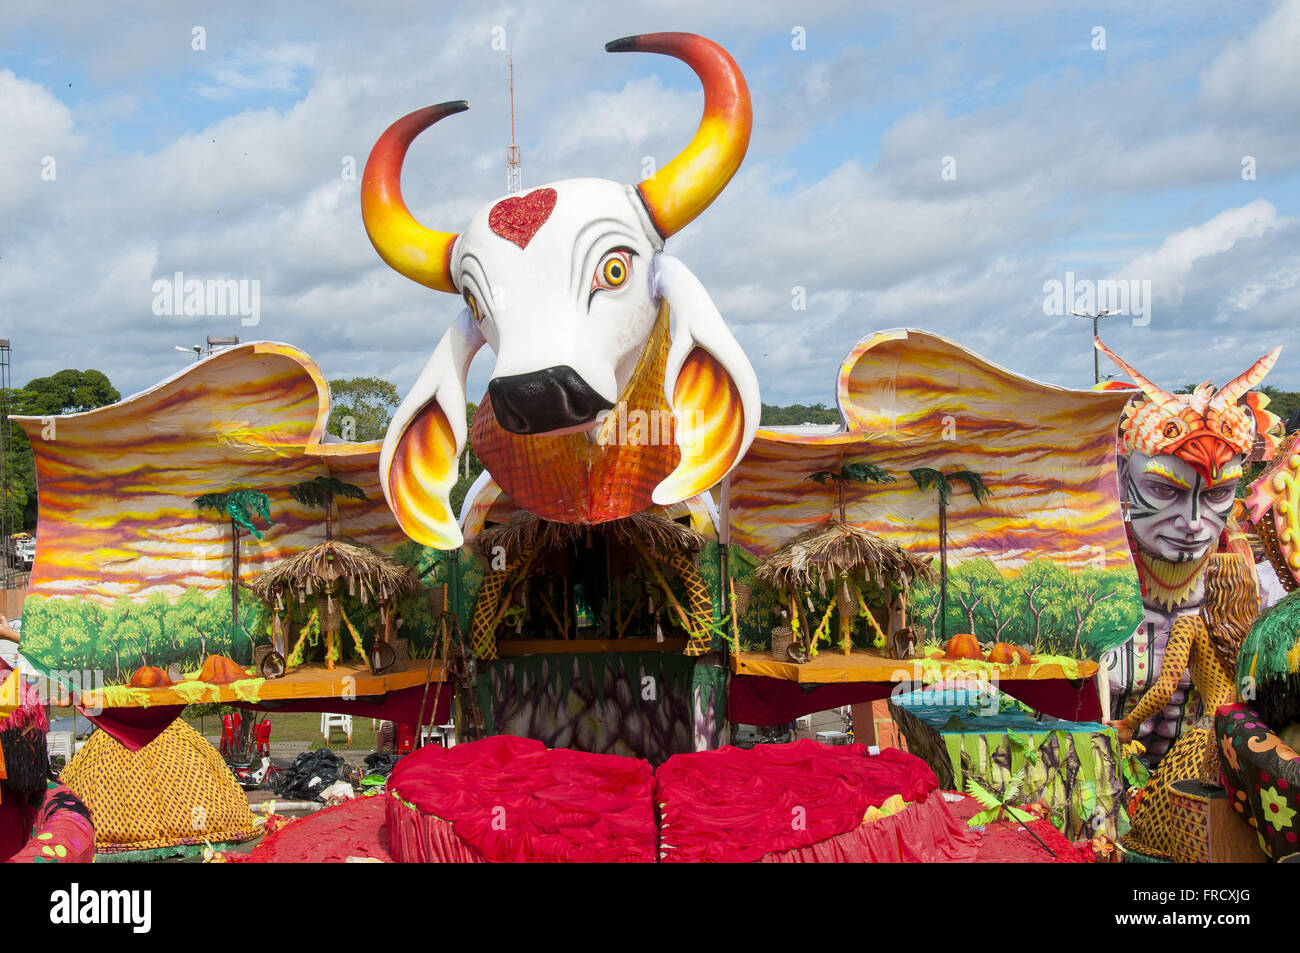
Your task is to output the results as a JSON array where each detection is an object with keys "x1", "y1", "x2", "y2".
[
  {"x1": 46, "y1": 730, "x2": 74, "y2": 761},
  {"x1": 420, "y1": 716, "x2": 456, "y2": 748},
  {"x1": 320, "y1": 713, "x2": 353, "y2": 746}
]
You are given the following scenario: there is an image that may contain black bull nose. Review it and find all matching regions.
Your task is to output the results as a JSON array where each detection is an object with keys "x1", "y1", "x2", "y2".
[{"x1": 488, "y1": 365, "x2": 615, "y2": 435}]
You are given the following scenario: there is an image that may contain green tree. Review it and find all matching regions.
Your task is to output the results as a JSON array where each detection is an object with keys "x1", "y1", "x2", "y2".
[
  {"x1": 808, "y1": 461, "x2": 894, "y2": 522},
  {"x1": 3, "y1": 369, "x2": 120, "y2": 532},
  {"x1": 760, "y1": 402, "x2": 841, "y2": 426},
  {"x1": 288, "y1": 476, "x2": 366, "y2": 541},
  {"x1": 194, "y1": 489, "x2": 273, "y2": 648},
  {"x1": 327, "y1": 376, "x2": 402, "y2": 442},
  {"x1": 907, "y1": 467, "x2": 992, "y2": 642},
  {"x1": 1018, "y1": 559, "x2": 1069, "y2": 652}
]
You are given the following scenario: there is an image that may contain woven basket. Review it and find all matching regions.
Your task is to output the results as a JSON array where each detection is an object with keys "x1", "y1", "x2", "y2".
[
  {"x1": 770, "y1": 626, "x2": 794, "y2": 661},
  {"x1": 732, "y1": 582, "x2": 753, "y2": 618},
  {"x1": 253, "y1": 644, "x2": 273, "y2": 670},
  {"x1": 836, "y1": 581, "x2": 857, "y2": 618}
]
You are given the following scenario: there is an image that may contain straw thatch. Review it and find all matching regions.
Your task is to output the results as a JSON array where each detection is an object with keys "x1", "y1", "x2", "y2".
[
  {"x1": 251, "y1": 538, "x2": 421, "y2": 606},
  {"x1": 755, "y1": 521, "x2": 936, "y2": 594},
  {"x1": 478, "y1": 511, "x2": 706, "y2": 561}
]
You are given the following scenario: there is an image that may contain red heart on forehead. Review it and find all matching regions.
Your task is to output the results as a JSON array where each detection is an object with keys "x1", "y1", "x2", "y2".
[{"x1": 489, "y1": 188, "x2": 557, "y2": 249}]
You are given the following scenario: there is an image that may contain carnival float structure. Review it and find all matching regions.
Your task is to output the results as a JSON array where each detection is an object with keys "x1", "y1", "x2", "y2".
[{"x1": 6, "y1": 31, "x2": 1296, "y2": 864}]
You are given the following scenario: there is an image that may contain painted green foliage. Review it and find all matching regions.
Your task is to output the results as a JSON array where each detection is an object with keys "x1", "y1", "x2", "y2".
[
  {"x1": 18, "y1": 543, "x2": 484, "y2": 682},
  {"x1": 20, "y1": 587, "x2": 267, "y2": 682},
  {"x1": 723, "y1": 544, "x2": 1140, "y2": 661},
  {"x1": 907, "y1": 557, "x2": 1142, "y2": 658}
]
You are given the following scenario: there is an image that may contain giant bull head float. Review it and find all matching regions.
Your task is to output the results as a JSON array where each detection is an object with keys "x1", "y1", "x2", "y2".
[{"x1": 364, "y1": 33, "x2": 759, "y2": 548}]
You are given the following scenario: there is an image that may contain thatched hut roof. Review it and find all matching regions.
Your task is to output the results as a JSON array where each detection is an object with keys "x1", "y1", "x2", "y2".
[
  {"x1": 250, "y1": 538, "x2": 421, "y2": 606},
  {"x1": 755, "y1": 521, "x2": 936, "y2": 593},
  {"x1": 478, "y1": 511, "x2": 706, "y2": 561}
]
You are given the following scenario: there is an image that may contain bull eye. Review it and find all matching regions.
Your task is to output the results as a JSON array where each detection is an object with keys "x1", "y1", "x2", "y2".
[
  {"x1": 464, "y1": 291, "x2": 481, "y2": 322},
  {"x1": 591, "y1": 249, "x2": 632, "y2": 297},
  {"x1": 1162, "y1": 421, "x2": 1182, "y2": 440}
]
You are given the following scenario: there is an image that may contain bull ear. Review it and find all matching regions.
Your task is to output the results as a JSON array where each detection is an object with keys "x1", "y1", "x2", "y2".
[
  {"x1": 379, "y1": 310, "x2": 485, "y2": 548},
  {"x1": 651, "y1": 253, "x2": 759, "y2": 504}
]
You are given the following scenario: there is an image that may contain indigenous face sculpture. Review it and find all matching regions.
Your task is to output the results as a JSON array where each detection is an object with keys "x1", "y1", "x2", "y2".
[
  {"x1": 1097, "y1": 337, "x2": 1282, "y2": 759},
  {"x1": 1119, "y1": 449, "x2": 1239, "y2": 564},
  {"x1": 1098, "y1": 337, "x2": 1282, "y2": 589},
  {"x1": 362, "y1": 33, "x2": 760, "y2": 548}
]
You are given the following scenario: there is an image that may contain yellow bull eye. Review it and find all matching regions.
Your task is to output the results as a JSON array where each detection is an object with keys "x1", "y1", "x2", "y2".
[
  {"x1": 591, "y1": 249, "x2": 633, "y2": 297},
  {"x1": 603, "y1": 257, "x2": 626, "y2": 285},
  {"x1": 1162, "y1": 421, "x2": 1182, "y2": 440},
  {"x1": 464, "y1": 291, "x2": 480, "y2": 322}
]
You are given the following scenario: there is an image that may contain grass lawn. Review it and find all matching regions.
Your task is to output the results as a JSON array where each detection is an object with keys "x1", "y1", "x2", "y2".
[
  {"x1": 51, "y1": 706, "x2": 383, "y2": 752},
  {"x1": 184, "y1": 709, "x2": 381, "y2": 751}
]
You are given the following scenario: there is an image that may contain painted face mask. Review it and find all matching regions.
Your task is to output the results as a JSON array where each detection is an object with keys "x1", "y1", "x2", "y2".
[{"x1": 1097, "y1": 337, "x2": 1282, "y2": 605}]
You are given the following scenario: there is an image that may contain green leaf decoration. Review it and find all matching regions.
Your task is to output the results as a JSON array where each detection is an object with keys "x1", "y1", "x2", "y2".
[
  {"x1": 943, "y1": 715, "x2": 968, "y2": 731},
  {"x1": 948, "y1": 470, "x2": 992, "y2": 504},
  {"x1": 195, "y1": 489, "x2": 274, "y2": 539},
  {"x1": 288, "y1": 475, "x2": 368, "y2": 511},
  {"x1": 839, "y1": 462, "x2": 896, "y2": 485},
  {"x1": 966, "y1": 778, "x2": 1002, "y2": 811}
]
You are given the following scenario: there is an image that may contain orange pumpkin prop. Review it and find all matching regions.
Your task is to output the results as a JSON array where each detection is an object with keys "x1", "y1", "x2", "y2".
[
  {"x1": 943, "y1": 633, "x2": 982, "y2": 660},
  {"x1": 128, "y1": 665, "x2": 172, "y2": 688},
  {"x1": 986, "y1": 642, "x2": 1033, "y2": 665},
  {"x1": 197, "y1": 654, "x2": 248, "y2": 685}
]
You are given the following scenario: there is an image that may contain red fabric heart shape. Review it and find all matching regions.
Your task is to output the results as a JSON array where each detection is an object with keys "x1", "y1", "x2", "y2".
[{"x1": 489, "y1": 187, "x2": 558, "y2": 249}]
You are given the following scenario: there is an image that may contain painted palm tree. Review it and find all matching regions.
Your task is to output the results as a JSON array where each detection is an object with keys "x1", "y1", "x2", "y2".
[
  {"x1": 194, "y1": 489, "x2": 274, "y2": 648},
  {"x1": 808, "y1": 461, "x2": 895, "y2": 523},
  {"x1": 287, "y1": 475, "x2": 367, "y2": 541},
  {"x1": 907, "y1": 468, "x2": 992, "y2": 641}
]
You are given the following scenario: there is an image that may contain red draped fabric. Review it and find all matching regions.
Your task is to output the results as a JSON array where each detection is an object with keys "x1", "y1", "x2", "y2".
[
  {"x1": 235, "y1": 797, "x2": 393, "y2": 863},
  {"x1": 385, "y1": 802, "x2": 488, "y2": 863},
  {"x1": 727, "y1": 675, "x2": 1099, "y2": 726},
  {"x1": 387, "y1": 735, "x2": 658, "y2": 863},
  {"x1": 655, "y1": 741, "x2": 941, "y2": 863},
  {"x1": 87, "y1": 683, "x2": 452, "y2": 752},
  {"x1": 758, "y1": 789, "x2": 979, "y2": 862}
]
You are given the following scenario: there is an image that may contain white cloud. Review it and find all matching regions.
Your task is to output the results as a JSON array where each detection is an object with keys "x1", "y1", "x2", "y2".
[
  {"x1": 1201, "y1": 0, "x2": 1300, "y2": 113},
  {"x1": 1117, "y1": 200, "x2": 1289, "y2": 308}
]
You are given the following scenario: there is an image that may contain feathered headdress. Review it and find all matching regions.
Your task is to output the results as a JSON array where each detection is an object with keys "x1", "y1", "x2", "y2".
[{"x1": 1096, "y1": 337, "x2": 1283, "y2": 483}]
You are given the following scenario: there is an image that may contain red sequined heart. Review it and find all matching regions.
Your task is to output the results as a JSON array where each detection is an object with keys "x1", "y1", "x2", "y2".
[{"x1": 489, "y1": 188, "x2": 557, "y2": 249}]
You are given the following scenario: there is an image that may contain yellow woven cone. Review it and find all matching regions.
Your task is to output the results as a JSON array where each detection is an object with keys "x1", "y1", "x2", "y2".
[{"x1": 61, "y1": 718, "x2": 258, "y2": 854}]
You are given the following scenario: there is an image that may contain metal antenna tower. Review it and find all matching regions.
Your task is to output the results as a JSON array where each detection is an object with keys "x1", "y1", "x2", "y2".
[{"x1": 506, "y1": 52, "x2": 522, "y2": 194}]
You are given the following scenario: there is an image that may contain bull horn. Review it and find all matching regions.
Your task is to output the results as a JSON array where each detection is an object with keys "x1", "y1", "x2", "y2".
[
  {"x1": 1094, "y1": 337, "x2": 1182, "y2": 413},
  {"x1": 361, "y1": 100, "x2": 467, "y2": 294},
  {"x1": 1211, "y1": 346, "x2": 1282, "y2": 410},
  {"x1": 606, "y1": 33, "x2": 751, "y2": 239}
]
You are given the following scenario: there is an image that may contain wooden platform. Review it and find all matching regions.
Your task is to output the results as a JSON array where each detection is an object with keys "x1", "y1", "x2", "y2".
[
  {"x1": 79, "y1": 658, "x2": 446, "y2": 710},
  {"x1": 730, "y1": 647, "x2": 1096, "y2": 684}
]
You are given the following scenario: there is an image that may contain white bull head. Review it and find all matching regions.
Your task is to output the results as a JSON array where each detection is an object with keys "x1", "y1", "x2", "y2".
[{"x1": 363, "y1": 33, "x2": 759, "y2": 548}]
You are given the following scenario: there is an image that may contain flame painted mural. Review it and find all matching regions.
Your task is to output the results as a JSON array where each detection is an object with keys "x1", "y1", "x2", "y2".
[
  {"x1": 12, "y1": 342, "x2": 420, "y2": 689},
  {"x1": 726, "y1": 328, "x2": 1145, "y2": 664}
]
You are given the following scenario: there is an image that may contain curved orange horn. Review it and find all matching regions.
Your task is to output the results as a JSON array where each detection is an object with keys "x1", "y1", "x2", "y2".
[
  {"x1": 1095, "y1": 337, "x2": 1182, "y2": 413},
  {"x1": 1212, "y1": 346, "x2": 1282, "y2": 410},
  {"x1": 606, "y1": 33, "x2": 751, "y2": 239},
  {"x1": 361, "y1": 100, "x2": 467, "y2": 294}
]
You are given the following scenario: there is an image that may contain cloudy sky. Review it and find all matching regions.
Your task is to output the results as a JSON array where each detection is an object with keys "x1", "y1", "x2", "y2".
[{"x1": 2, "y1": 1, "x2": 1297, "y2": 408}]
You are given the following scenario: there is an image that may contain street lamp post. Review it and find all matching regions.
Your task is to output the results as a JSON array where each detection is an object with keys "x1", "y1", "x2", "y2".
[{"x1": 1070, "y1": 310, "x2": 1116, "y2": 385}]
